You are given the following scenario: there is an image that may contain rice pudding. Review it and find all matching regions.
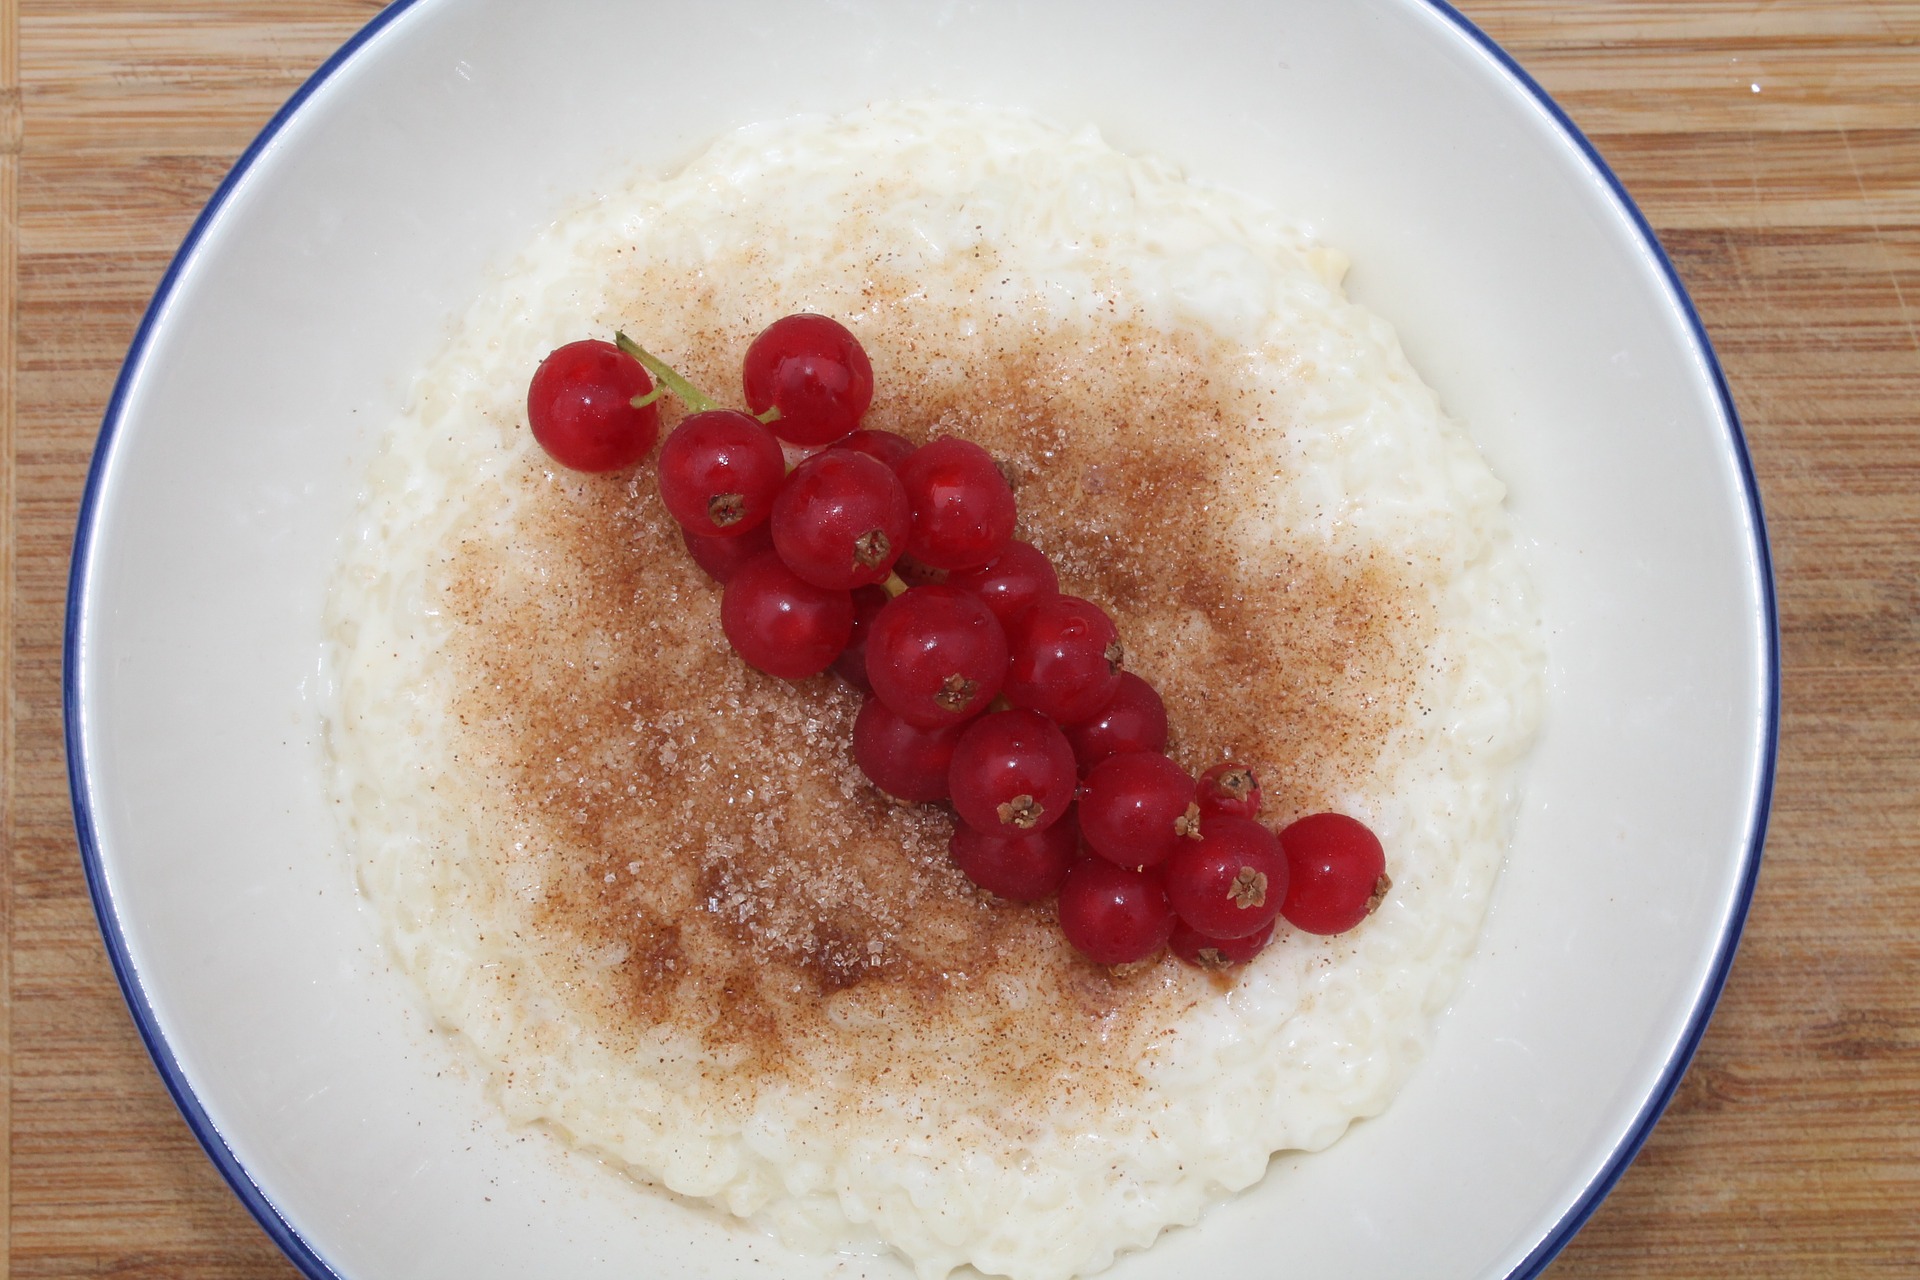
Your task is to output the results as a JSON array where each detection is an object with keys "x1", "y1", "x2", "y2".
[{"x1": 326, "y1": 102, "x2": 1543, "y2": 1279}]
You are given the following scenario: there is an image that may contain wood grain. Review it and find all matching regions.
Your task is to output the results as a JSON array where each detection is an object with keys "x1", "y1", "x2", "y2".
[{"x1": 5, "y1": 2, "x2": 1916, "y2": 1277}]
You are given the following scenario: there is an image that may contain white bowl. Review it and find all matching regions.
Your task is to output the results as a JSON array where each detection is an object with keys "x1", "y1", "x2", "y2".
[{"x1": 66, "y1": 1, "x2": 1775, "y2": 1277}]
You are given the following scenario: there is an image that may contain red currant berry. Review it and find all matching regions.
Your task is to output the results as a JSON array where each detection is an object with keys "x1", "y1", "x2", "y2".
[
  {"x1": 1277, "y1": 812, "x2": 1391, "y2": 936},
  {"x1": 835, "y1": 428, "x2": 916, "y2": 470},
  {"x1": 1169, "y1": 917, "x2": 1274, "y2": 969},
  {"x1": 1064, "y1": 673, "x2": 1168, "y2": 772},
  {"x1": 742, "y1": 313, "x2": 874, "y2": 446},
  {"x1": 657, "y1": 410, "x2": 788, "y2": 537},
  {"x1": 718, "y1": 552, "x2": 853, "y2": 680},
  {"x1": 1163, "y1": 816, "x2": 1287, "y2": 940},
  {"x1": 895, "y1": 437, "x2": 1017, "y2": 571},
  {"x1": 1196, "y1": 763, "x2": 1262, "y2": 821},
  {"x1": 526, "y1": 339, "x2": 661, "y2": 473},
  {"x1": 864, "y1": 585, "x2": 1008, "y2": 729},
  {"x1": 830, "y1": 585, "x2": 892, "y2": 692},
  {"x1": 1078, "y1": 752, "x2": 1203, "y2": 870},
  {"x1": 1004, "y1": 595, "x2": 1123, "y2": 726},
  {"x1": 948, "y1": 709, "x2": 1077, "y2": 837},
  {"x1": 949, "y1": 814, "x2": 1077, "y2": 902},
  {"x1": 683, "y1": 521, "x2": 774, "y2": 584},
  {"x1": 851, "y1": 695, "x2": 967, "y2": 803},
  {"x1": 1057, "y1": 859, "x2": 1173, "y2": 965},
  {"x1": 944, "y1": 539, "x2": 1059, "y2": 629},
  {"x1": 770, "y1": 449, "x2": 911, "y2": 590}
]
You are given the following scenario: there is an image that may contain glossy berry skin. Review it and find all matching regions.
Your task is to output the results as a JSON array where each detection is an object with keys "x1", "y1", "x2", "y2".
[
  {"x1": 865, "y1": 585, "x2": 1008, "y2": 728},
  {"x1": 851, "y1": 696, "x2": 966, "y2": 803},
  {"x1": 742, "y1": 313, "x2": 874, "y2": 446},
  {"x1": 1278, "y1": 812, "x2": 1390, "y2": 936},
  {"x1": 835, "y1": 428, "x2": 916, "y2": 470},
  {"x1": 719, "y1": 552, "x2": 853, "y2": 680},
  {"x1": 1163, "y1": 816, "x2": 1287, "y2": 940},
  {"x1": 944, "y1": 540, "x2": 1059, "y2": 629},
  {"x1": 527, "y1": 339, "x2": 661, "y2": 472},
  {"x1": 1196, "y1": 762, "x2": 1262, "y2": 820},
  {"x1": 1078, "y1": 752, "x2": 1202, "y2": 870},
  {"x1": 1004, "y1": 595, "x2": 1123, "y2": 726},
  {"x1": 830, "y1": 585, "x2": 892, "y2": 692},
  {"x1": 1169, "y1": 917, "x2": 1274, "y2": 969},
  {"x1": 1057, "y1": 858, "x2": 1174, "y2": 965},
  {"x1": 948, "y1": 709, "x2": 1078, "y2": 837},
  {"x1": 770, "y1": 449, "x2": 911, "y2": 589},
  {"x1": 949, "y1": 814, "x2": 1077, "y2": 902},
  {"x1": 657, "y1": 410, "x2": 788, "y2": 537},
  {"x1": 895, "y1": 437, "x2": 1018, "y2": 571},
  {"x1": 683, "y1": 521, "x2": 774, "y2": 585},
  {"x1": 1064, "y1": 673, "x2": 1168, "y2": 772}
]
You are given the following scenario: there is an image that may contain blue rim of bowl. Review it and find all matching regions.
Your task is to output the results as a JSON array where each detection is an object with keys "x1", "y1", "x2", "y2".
[
  {"x1": 62, "y1": 2, "x2": 1778, "y2": 1277},
  {"x1": 1425, "y1": 0, "x2": 1780, "y2": 1271}
]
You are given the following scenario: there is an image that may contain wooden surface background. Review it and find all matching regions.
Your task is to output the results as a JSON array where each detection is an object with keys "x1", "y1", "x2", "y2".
[{"x1": 3, "y1": 1, "x2": 1916, "y2": 1276}]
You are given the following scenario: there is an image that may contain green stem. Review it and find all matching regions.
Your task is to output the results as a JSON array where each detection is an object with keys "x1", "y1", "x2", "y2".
[
  {"x1": 882, "y1": 571, "x2": 910, "y2": 598},
  {"x1": 614, "y1": 331, "x2": 720, "y2": 414}
]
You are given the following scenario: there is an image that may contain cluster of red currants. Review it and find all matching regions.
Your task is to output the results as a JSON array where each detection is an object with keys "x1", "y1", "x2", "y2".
[{"x1": 526, "y1": 314, "x2": 1390, "y2": 970}]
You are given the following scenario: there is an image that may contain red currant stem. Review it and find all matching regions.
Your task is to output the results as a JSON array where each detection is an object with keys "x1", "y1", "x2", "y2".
[
  {"x1": 755, "y1": 405, "x2": 783, "y2": 426},
  {"x1": 988, "y1": 693, "x2": 1013, "y2": 713},
  {"x1": 882, "y1": 571, "x2": 910, "y2": 598},
  {"x1": 613, "y1": 331, "x2": 720, "y2": 413},
  {"x1": 629, "y1": 384, "x2": 670, "y2": 410}
]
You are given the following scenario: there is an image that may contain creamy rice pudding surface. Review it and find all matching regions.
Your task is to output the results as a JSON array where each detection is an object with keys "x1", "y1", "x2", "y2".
[{"x1": 327, "y1": 103, "x2": 1543, "y2": 1279}]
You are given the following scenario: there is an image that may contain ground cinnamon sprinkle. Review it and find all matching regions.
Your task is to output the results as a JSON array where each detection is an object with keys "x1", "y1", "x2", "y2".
[{"x1": 442, "y1": 296, "x2": 1426, "y2": 1106}]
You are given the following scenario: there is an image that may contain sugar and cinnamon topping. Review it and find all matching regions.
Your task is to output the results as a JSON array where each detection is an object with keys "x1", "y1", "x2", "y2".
[{"x1": 444, "y1": 311, "x2": 1423, "y2": 1099}]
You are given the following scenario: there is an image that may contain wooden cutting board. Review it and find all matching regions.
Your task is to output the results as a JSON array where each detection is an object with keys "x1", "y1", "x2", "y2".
[{"x1": 3, "y1": 2, "x2": 1915, "y2": 1276}]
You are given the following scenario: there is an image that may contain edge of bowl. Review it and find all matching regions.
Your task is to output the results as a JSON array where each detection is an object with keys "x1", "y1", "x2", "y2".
[
  {"x1": 60, "y1": 2, "x2": 1780, "y2": 1278},
  {"x1": 61, "y1": 5, "x2": 422, "y2": 1277},
  {"x1": 1425, "y1": 1, "x2": 1779, "y2": 1271}
]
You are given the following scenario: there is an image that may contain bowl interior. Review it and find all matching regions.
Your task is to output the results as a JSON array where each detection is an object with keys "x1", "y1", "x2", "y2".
[{"x1": 69, "y1": 1, "x2": 1772, "y2": 1277}]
